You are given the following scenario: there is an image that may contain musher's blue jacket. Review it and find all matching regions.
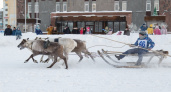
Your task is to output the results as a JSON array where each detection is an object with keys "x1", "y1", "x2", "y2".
[{"x1": 134, "y1": 34, "x2": 155, "y2": 50}]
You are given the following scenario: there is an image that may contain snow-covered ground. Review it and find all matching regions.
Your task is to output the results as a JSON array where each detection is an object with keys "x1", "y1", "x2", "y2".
[{"x1": 0, "y1": 32, "x2": 171, "y2": 92}]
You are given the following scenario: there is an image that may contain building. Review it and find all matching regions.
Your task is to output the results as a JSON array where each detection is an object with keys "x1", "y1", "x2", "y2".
[
  {"x1": 51, "y1": 0, "x2": 165, "y2": 33},
  {"x1": 17, "y1": 0, "x2": 170, "y2": 33},
  {"x1": 51, "y1": 0, "x2": 132, "y2": 34},
  {"x1": 159, "y1": 0, "x2": 171, "y2": 31},
  {"x1": 3, "y1": 0, "x2": 17, "y2": 29},
  {"x1": 0, "y1": 8, "x2": 3, "y2": 29},
  {"x1": 17, "y1": 0, "x2": 41, "y2": 32}
]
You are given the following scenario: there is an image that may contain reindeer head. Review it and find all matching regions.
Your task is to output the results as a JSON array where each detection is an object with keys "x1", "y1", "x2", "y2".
[{"x1": 17, "y1": 38, "x2": 29, "y2": 50}]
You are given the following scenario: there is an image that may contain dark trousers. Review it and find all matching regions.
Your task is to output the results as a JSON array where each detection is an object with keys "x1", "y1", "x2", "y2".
[{"x1": 119, "y1": 48, "x2": 147, "y2": 65}]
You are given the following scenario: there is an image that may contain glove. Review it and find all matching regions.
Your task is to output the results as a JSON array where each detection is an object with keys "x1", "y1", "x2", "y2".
[{"x1": 129, "y1": 44, "x2": 135, "y2": 47}]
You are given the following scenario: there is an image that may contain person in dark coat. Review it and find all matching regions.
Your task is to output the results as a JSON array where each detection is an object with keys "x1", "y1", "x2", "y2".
[
  {"x1": 83, "y1": 27, "x2": 86, "y2": 34},
  {"x1": 12, "y1": 27, "x2": 17, "y2": 36},
  {"x1": 124, "y1": 26, "x2": 130, "y2": 36},
  {"x1": 140, "y1": 24, "x2": 147, "y2": 31},
  {"x1": 52, "y1": 27, "x2": 58, "y2": 34},
  {"x1": 72, "y1": 27, "x2": 80, "y2": 34},
  {"x1": 63, "y1": 26, "x2": 71, "y2": 34},
  {"x1": 4, "y1": 25, "x2": 12, "y2": 36}
]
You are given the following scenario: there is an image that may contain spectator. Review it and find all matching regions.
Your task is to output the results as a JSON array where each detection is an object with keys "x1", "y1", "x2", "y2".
[
  {"x1": 83, "y1": 27, "x2": 86, "y2": 34},
  {"x1": 124, "y1": 26, "x2": 130, "y2": 36},
  {"x1": 35, "y1": 25, "x2": 42, "y2": 35},
  {"x1": 140, "y1": 24, "x2": 147, "y2": 31},
  {"x1": 15, "y1": 27, "x2": 22, "y2": 40},
  {"x1": 104, "y1": 26, "x2": 109, "y2": 34},
  {"x1": 86, "y1": 27, "x2": 91, "y2": 34},
  {"x1": 156, "y1": 23, "x2": 161, "y2": 29},
  {"x1": 12, "y1": 27, "x2": 17, "y2": 36},
  {"x1": 117, "y1": 31, "x2": 122, "y2": 35},
  {"x1": 46, "y1": 24, "x2": 53, "y2": 35},
  {"x1": 72, "y1": 27, "x2": 79, "y2": 34},
  {"x1": 80, "y1": 27, "x2": 83, "y2": 34},
  {"x1": 52, "y1": 27, "x2": 58, "y2": 34},
  {"x1": 154, "y1": 26, "x2": 161, "y2": 35},
  {"x1": 160, "y1": 25, "x2": 167, "y2": 35},
  {"x1": 4, "y1": 25, "x2": 12, "y2": 36},
  {"x1": 147, "y1": 24, "x2": 154, "y2": 35},
  {"x1": 63, "y1": 26, "x2": 71, "y2": 34},
  {"x1": 106, "y1": 28, "x2": 113, "y2": 35}
]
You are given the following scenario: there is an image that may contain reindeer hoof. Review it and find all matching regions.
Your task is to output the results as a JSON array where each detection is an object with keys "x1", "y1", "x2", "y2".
[
  {"x1": 47, "y1": 66, "x2": 51, "y2": 68},
  {"x1": 34, "y1": 60, "x2": 38, "y2": 63},
  {"x1": 24, "y1": 60, "x2": 28, "y2": 63}
]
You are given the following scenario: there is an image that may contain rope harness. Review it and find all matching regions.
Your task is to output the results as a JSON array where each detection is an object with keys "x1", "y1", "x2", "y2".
[{"x1": 91, "y1": 35, "x2": 171, "y2": 57}]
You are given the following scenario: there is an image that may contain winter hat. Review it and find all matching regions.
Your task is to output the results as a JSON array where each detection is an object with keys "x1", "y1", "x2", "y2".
[
  {"x1": 139, "y1": 31, "x2": 147, "y2": 39},
  {"x1": 17, "y1": 27, "x2": 20, "y2": 30},
  {"x1": 139, "y1": 31, "x2": 146, "y2": 36}
]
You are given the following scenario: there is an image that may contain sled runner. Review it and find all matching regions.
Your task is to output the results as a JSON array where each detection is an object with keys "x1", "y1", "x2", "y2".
[{"x1": 98, "y1": 49, "x2": 169, "y2": 68}]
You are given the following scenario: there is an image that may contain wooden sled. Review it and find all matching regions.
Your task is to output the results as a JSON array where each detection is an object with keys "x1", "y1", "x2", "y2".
[{"x1": 98, "y1": 49, "x2": 169, "y2": 68}]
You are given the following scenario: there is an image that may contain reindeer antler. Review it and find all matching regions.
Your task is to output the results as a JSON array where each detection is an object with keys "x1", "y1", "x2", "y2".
[{"x1": 34, "y1": 37, "x2": 38, "y2": 40}]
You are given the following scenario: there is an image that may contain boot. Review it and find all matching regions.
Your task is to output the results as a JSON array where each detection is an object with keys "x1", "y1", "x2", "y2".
[
  {"x1": 135, "y1": 62, "x2": 141, "y2": 66},
  {"x1": 115, "y1": 55, "x2": 121, "y2": 60}
]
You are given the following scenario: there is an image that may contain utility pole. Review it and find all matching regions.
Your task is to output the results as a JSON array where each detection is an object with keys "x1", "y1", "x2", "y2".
[{"x1": 25, "y1": 0, "x2": 26, "y2": 33}]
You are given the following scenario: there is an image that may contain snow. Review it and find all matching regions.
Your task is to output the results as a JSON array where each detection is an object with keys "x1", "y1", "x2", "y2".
[{"x1": 0, "y1": 33, "x2": 171, "y2": 92}]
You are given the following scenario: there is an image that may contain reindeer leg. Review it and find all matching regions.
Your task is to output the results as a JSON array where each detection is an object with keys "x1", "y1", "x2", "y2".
[
  {"x1": 47, "y1": 56, "x2": 57, "y2": 68},
  {"x1": 84, "y1": 49, "x2": 95, "y2": 62},
  {"x1": 25, "y1": 54, "x2": 33, "y2": 63},
  {"x1": 44, "y1": 58, "x2": 50, "y2": 63},
  {"x1": 40, "y1": 55, "x2": 44, "y2": 63},
  {"x1": 62, "y1": 52, "x2": 68, "y2": 65},
  {"x1": 76, "y1": 52, "x2": 83, "y2": 63},
  {"x1": 59, "y1": 54, "x2": 68, "y2": 69}
]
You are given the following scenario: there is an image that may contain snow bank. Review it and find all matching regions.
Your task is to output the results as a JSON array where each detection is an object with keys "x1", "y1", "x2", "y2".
[{"x1": 0, "y1": 33, "x2": 171, "y2": 92}]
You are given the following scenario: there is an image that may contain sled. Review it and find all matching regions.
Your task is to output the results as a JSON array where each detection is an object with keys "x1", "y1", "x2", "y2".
[{"x1": 98, "y1": 49, "x2": 169, "y2": 68}]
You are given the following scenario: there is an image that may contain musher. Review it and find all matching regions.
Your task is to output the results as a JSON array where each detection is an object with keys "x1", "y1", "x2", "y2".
[{"x1": 115, "y1": 31, "x2": 155, "y2": 66}]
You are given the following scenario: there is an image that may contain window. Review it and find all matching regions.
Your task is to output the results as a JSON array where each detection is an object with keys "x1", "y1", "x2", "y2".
[
  {"x1": 154, "y1": 0, "x2": 159, "y2": 11},
  {"x1": 6, "y1": 4, "x2": 8, "y2": 6},
  {"x1": 28, "y1": 2, "x2": 32, "y2": 13},
  {"x1": 63, "y1": 2, "x2": 67, "y2": 12},
  {"x1": 56, "y1": 2, "x2": 60, "y2": 12},
  {"x1": 35, "y1": 2, "x2": 39, "y2": 13},
  {"x1": 114, "y1": 1, "x2": 119, "y2": 11},
  {"x1": 5, "y1": 14, "x2": 8, "y2": 16},
  {"x1": 5, "y1": 9, "x2": 8, "y2": 11},
  {"x1": 84, "y1": 2, "x2": 89, "y2": 12},
  {"x1": 122, "y1": 1, "x2": 127, "y2": 11},
  {"x1": 146, "y1": 0, "x2": 151, "y2": 11},
  {"x1": 92, "y1": 2, "x2": 96, "y2": 12},
  {"x1": 6, "y1": 19, "x2": 8, "y2": 22}
]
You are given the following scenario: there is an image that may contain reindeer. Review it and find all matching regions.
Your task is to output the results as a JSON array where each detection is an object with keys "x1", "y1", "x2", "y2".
[
  {"x1": 17, "y1": 39, "x2": 68, "y2": 69},
  {"x1": 72, "y1": 39, "x2": 95, "y2": 62},
  {"x1": 37, "y1": 37, "x2": 95, "y2": 63}
]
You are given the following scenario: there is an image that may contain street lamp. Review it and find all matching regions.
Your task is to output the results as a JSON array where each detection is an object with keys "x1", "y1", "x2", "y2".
[{"x1": 25, "y1": 0, "x2": 26, "y2": 33}]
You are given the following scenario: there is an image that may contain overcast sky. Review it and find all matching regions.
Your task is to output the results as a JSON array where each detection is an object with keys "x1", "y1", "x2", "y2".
[{"x1": 0, "y1": 0, "x2": 3, "y2": 9}]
